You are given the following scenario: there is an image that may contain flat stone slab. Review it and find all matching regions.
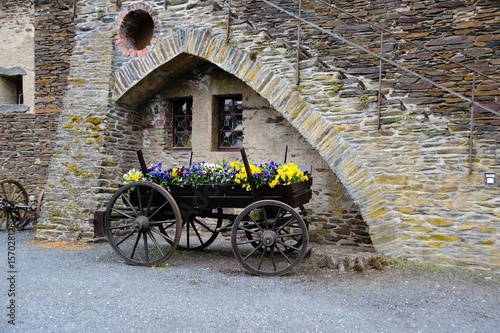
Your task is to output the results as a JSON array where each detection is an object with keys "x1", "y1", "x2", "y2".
[
  {"x1": 0, "y1": 104, "x2": 29, "y2": 112},
  {"x1": 0, "y1": 66, "x2": 26, "y2": 76},
  {"x1": 304, "y1": 243, "x2": 387, "y2": 272}
]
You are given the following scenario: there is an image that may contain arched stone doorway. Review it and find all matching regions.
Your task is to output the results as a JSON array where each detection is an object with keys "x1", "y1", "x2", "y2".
[{"x1": 113, "y1": 28, "x2": 401, "y2": 255}]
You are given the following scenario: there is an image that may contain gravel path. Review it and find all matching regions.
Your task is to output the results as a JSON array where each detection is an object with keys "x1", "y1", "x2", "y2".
[{"x1": 1, "y1": 229, "x2": 499, "y2": 333}]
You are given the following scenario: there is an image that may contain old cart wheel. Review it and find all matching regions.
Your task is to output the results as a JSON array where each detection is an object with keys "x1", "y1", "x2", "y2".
[
  {"x1": 231, "y1": 200, "x2": 308, "y2": 276},
  {"x1": 177, "y1": 208, "x2": 223, "y2": 250},
  {"x1": 34, "y1": 189, "x2": 45, "y2": 218},
  {"x1": 104, "y1": 182, "x2": 182, "y2": 266},
  {"x1": 17, "y1": 189, "x2": 45, "y2": 230},
  {"x1": 244, "y1": 204, "x2": 307, "y2": 254},
  {"x1": 0, "y1": 179, "x2": 29, "y2": 230}
]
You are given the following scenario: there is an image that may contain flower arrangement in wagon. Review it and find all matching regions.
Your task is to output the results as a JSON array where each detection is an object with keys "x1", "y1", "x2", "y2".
[{"x1": 123, "y1": 159, "x2": 309, "y2": 191}]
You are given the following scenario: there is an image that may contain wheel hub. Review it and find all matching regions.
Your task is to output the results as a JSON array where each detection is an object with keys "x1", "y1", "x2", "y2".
[
  {"x1": 261, "y1": 230, "x2": 277, "y2": 247},
  {"x1": 133, "y1": 215, "x2": 150, "y2": 231}
]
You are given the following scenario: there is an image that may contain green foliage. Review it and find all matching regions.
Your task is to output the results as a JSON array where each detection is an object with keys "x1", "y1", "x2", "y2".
[
  {"x1": 330, "y1": 80, "x2": 343, "y2": 94},
  {"x1": 284, "y1": 48, "x2": 294, "y2": 57},
  {"x1": 359, "y1": 94, "x2": 369, "y2": 109},
  {"x1": 96, "y1": 9, "x2": 104, "y2": 21}
]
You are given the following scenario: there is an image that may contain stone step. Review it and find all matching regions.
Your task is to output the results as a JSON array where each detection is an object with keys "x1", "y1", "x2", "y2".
[{"x1": 304, "y1": 243, "x2": 388, "y2": 272}]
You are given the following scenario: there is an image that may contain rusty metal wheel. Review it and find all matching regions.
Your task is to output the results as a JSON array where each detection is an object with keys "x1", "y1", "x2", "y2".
[
  {"x1": 0, "y1": 179, "x2": 29, "y2": 230},
  {"x1": 231, "y1": 200, "x2": 308, "y2": 276},
  {"x1": 104, "y1": 181, "x2": 182, "y2": 266}
]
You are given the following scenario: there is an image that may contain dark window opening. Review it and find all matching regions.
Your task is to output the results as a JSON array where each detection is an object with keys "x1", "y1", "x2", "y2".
[
  {"x1": 16, "y1": 76, "x2": 23, "y2": 104},
  {"x1": 0, "y1": 74, "x2": 23, "y2": 105},
  {"x1": 120, "y1": 10, "x2": 154, "y2": 51},
  {"x1": 172, "y1": 99, "x2": 192, "y2": 149},
  {"x1": 218, "y1": 96, "x2": 243, "y2": 150}
]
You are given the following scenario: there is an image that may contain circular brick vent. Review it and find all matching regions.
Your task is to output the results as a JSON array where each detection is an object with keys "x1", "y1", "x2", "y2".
[{"x1": 120, "y1": 10, "x2": 154, "y2": 51}]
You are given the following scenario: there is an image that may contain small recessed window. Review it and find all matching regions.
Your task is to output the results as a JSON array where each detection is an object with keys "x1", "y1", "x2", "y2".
[
  {"x1": 0, "y1": 67, "x2": 25, "y2": 105},
  {"x1": 218, "y1": 96, "x2": 243, "y2": 150},
  {"x1": 172, "y1": 99, "x2": 192, "y2": 149},
  {"x1": 120, "y1": 10, "x2": 154, "y2": 51}
]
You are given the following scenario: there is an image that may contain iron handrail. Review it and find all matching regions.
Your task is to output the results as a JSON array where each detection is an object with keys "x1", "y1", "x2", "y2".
[
  {"x1": 316, "y1": 0, "x2": 500, "y2": 86},
  {"x1": 260, "y1": 0, "x2": 499, "y2": 117}
]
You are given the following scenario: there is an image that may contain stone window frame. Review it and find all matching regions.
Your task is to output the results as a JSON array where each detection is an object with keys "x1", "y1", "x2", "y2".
[
  {"x1": 217, "y1": 95, "x2": 243, "y2": 151},
  {"x1": 171, "y1": 98, "x2": 193, "y2": 150}
]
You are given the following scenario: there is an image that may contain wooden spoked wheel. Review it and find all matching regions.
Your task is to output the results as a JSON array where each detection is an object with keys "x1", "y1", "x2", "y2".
[
  {"x1": 104, "y1": 182, "x2": 182, "y2": 266},
  {"x1": 34, "y1": 189, "x2": 45, "y2": 218},
  {"x1": 177, "y1": 208, "x2": 223, "y2": 250},
  {"x1": 17, "y1": 189, "x2": 45, "y2": 230},
  {"x1": 231, "y1": 200, "x2": 308, "y2": 276},
  {"x1": 244, "y1": 204, "x2": 307, "y2": 254},
  {"x1": 0, "y1": 179, "x2": 29, "y2": 230}
]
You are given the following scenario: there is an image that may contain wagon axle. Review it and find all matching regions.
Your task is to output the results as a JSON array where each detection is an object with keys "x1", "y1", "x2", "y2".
[
  {"x1": 261, "y1": 230, "x2": 277, "y2": 247},
  {"x1": 133, "y1": 216, "x2": 150, "y2": 232}
]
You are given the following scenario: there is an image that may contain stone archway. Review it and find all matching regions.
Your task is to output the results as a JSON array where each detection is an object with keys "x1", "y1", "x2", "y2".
[{"x1": 113, "y1": 28, "x2": 403, "y2": 256}]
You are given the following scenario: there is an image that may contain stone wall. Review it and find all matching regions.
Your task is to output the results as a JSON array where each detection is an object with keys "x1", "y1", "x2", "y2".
[
  {"x1": 2, "y1": 0, "x2": 498, "y2": 271},
  {"x1": 0, "y1": 0, "x2": 71, "y2": 210},
  {"x1": 0, "y1": 1, "x2": 35, "y2": 112},
  {"x1": 35, "y1": 0, "x2": 128, "y2": 241},
  {"x1": 0, "y1": 0, "x2": 76, "y2": 114},
  {"x1": 233, "y1": 0, "x2": 499, "y2": 116},
  {"x1": 34, "y1": 0, "x2": 76, "y2": 114},
  {"x1": 0, "y1": 112, "x2": 59, "y2": 195}
]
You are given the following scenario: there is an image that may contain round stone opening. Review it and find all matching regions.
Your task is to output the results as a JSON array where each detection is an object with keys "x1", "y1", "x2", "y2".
[{"x1": 120, "y1": 10, "x2": 154, "y2": 50}]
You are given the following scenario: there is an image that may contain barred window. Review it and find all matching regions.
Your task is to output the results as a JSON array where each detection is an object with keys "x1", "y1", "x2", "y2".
[
  {"x1": 218, "y1": 96, "x2": 243, "y2": 150},
  {"x1": 172, "y1": 99, "x2": 192, "y2": 149}
]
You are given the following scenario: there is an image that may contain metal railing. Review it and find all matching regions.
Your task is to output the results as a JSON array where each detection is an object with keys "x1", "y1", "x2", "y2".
[
  {"x1": 258, "y1": 0, "x2": 499, "y2": 117},
  {"x1": 224, "y1": 0, "x2": 499, "y2": 175}
]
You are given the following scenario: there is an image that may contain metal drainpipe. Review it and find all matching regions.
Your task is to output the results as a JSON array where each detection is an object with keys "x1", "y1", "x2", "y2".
[
  {"x1": 226, "y1": 0, "x2": 232, "y2": 43},
  {"x1": 295, "y1": 0, "x2": 302, "y2": 86},
  {"x1": 469, "y1": 72, "x2": 476, "y2": 175},
  {"x1": 377, "y1": 32, "x2": 384, "y2": 130},
  {"x1": 73, "y1": 0, "x2": 78, "y2": 17}
]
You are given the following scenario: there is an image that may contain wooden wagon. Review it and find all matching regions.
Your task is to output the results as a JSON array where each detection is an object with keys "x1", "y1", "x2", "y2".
[{"x1": 103, "y1": 148, "x2": 312, "y2": 276}]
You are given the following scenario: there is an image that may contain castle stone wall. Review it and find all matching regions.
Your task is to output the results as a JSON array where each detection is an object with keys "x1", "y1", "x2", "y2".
[
  {"x1": 34, "y1": 0, "x2": 76, "y2": 114},
  {"x1": 1, "y1": 0, "x2": 498, "y2": 271},
  {"x1": 0, "y1": 1, "x2": 35, "y2": 112}
]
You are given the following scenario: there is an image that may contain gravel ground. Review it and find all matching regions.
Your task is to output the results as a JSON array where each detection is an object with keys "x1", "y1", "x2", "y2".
[{"x1": 1, "y1": 229, "x2": 499, "y2": 333}]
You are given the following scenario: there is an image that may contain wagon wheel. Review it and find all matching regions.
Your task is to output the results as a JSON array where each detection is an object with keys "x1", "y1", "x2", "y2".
[
  {"x1": 0, "y1": 179, "x2": 29, "y2": 230},
  {"x1": 231, "y1": 200, "x2": 308, "y2": 276},
  {"x1": 177, "y1": 207, "x2": 223, "y2": 250},
  {"x1": 34, "y1": 189, "x2": 45, "y2": 218},
  {"x1": 16, "y1": 189, "x2": 45, "y2": 230},
  {"x1": 104, "y1": 181, "x2": 182, "y2": 266},
  {"x1": 243, "y1": 204, "x2": 308, "y2": 253}
]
